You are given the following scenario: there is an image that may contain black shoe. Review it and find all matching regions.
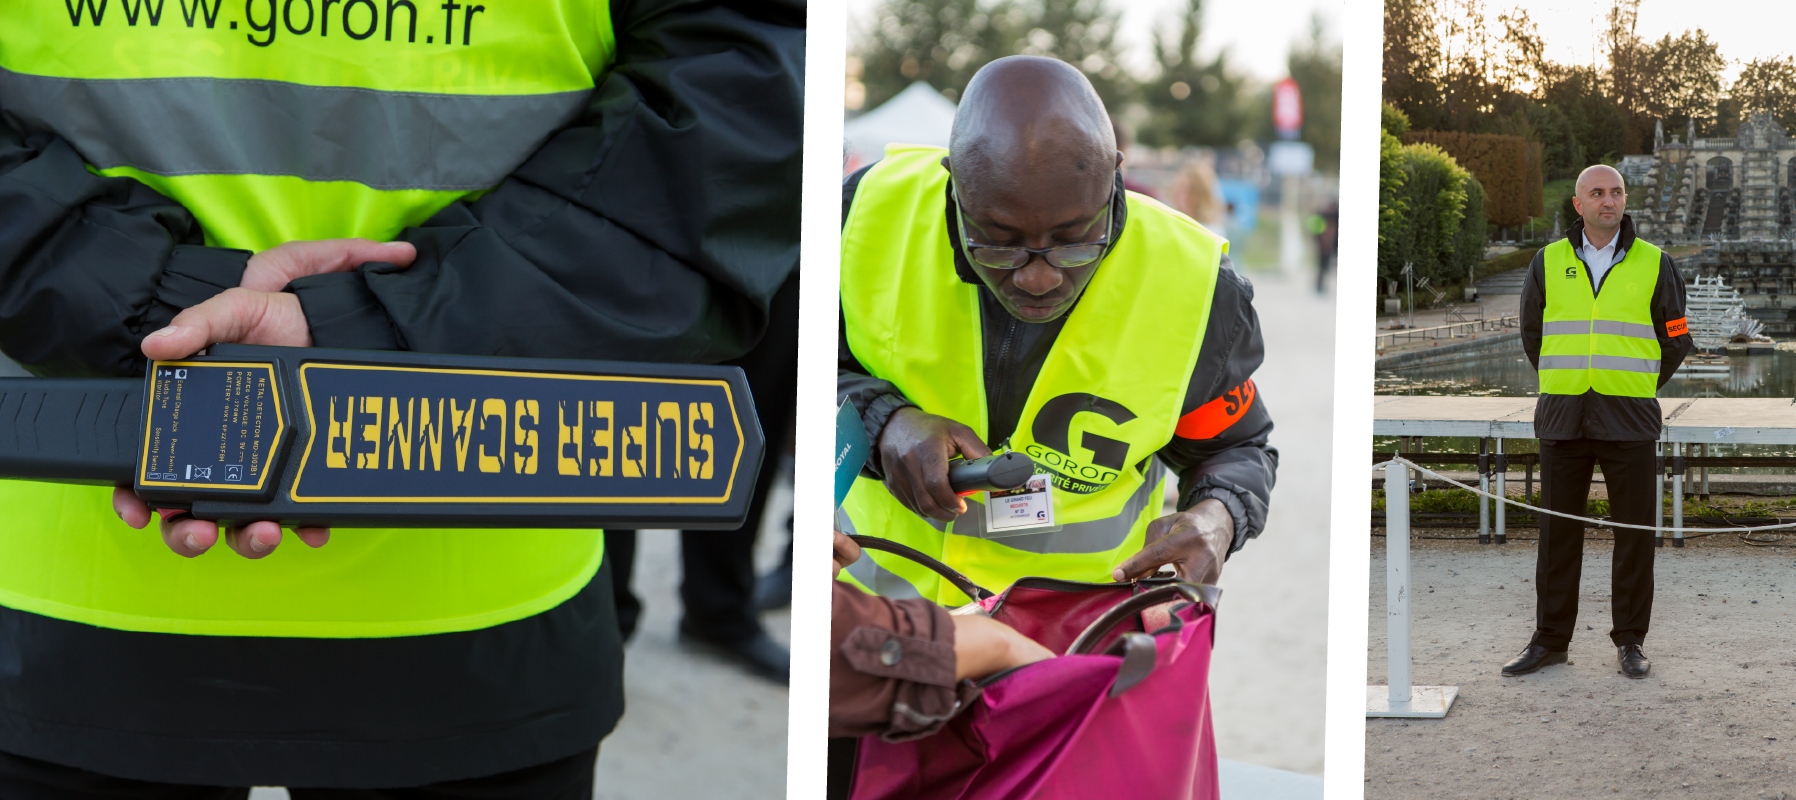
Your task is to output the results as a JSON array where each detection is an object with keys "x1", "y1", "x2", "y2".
[
  {"x1": 1618, "y1": 644, "x2": 1651, "y2": 678},
  {"x1": 680, "y1": 626, "x2": 790, "y2": 685},
  {"x1": 1501, "y1": 644, "x2": 1568, "y2": 676},
  {"x1": 753, "y1": 559, "x2": 793, "y2": 611}
]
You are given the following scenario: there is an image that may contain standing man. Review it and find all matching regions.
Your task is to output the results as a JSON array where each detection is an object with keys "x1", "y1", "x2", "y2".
[
  {"x1": 835, "y1": 56, "x2": 1278, "y2": 603},
  {"x1": 0, "y1": 0, "x2": 801, "y2": 794},
  {"x1": 1507, "y1": 164, "x2": 1691, "y2": 679}
]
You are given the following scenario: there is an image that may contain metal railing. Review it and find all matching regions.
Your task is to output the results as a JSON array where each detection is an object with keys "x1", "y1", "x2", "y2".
[{"x1": 1375, "y1": 315, "x2": 1519, "y2": 349}]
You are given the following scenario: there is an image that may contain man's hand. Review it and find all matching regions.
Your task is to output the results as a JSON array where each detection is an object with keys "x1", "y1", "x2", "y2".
[
  {"x1": 833, "y1": 530, "x2": 862, "y2": 579},
  {"x1": 239, "y1": 238, "x2": 415, "y2": 293},
  {"x1": 1112, "y1": 498, "x2": 1234, "y2": 585},
  {"x1": 115, "y1": 237, "x2": 414, "y2": 558},
  {"x1": 952, "y1": 613, "x2": 1054, "y2": 680},
  {"x1": 877, "y1": 407, "x2": 993, "y2": 521}
]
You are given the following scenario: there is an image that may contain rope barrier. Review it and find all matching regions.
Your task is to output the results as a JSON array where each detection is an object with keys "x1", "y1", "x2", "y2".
[{"x1": 1374, "y1": 456, "x2": 1796, "y2": 535}]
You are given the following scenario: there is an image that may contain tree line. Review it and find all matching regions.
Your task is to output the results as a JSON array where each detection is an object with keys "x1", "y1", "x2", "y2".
[
  {"x1": 1385, "y1": 0, "x2": 1796, "y2": 177},
  {"x1": 853, "y1": 0, "x2": 1343, "y2": 170}
]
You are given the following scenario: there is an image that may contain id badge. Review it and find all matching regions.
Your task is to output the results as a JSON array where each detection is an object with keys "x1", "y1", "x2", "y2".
[{"x1": 984, "y1": 472, "x2": 1057, "y2": 535}]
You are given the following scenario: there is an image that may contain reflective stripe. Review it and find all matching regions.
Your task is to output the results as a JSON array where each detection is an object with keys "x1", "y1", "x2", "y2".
[
  {"x1": 1592, "y1": 320, "x2": 1658, "y2": 339},
  {"x1": 1591, "y1": 355, "x2": 1659, "y2": 373},
  {"x1": 1538, "y1": 355, "x2": 1589, "y2": 370},
  {"x1": 947, "y1": 462, "x2": 1167, "y2": 555},
  {"x1": 1542, "y1": 320, "x2": 1657, "y2": 339},
  {"x1": 835, "y1": 507, "x2": 925, "y2": 600},
  {"x1": 0, "y1": 67, "x2": 589, "y2": 191}
]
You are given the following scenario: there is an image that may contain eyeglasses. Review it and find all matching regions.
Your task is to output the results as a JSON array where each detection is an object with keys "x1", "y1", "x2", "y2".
[{"x1": 952, "y1": 181, "x2": 1115, "y2": 270}]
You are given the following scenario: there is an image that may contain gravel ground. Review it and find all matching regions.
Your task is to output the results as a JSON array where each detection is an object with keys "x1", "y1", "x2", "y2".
[{"x1": 1367, "y1": 531, "x2": 1796, "y2": 799}]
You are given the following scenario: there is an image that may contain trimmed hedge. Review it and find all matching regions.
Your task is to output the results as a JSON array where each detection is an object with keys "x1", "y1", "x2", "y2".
[
  {"x1": 1401, "y1": 130, "x2": 1542, "y2": 227},
  {"x1": 1378, "y1": 115, "x2": 1485, "y2": 292}
]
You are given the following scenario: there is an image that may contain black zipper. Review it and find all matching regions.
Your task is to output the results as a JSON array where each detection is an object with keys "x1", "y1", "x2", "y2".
[{"x1": 988, "y1": 314, "x2": 1019, "y2": 448}]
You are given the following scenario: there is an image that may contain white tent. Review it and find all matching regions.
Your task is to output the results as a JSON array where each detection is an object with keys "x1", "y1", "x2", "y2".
[{"x1": 843, "y1": 81, "x2": 959, "y2": 172}]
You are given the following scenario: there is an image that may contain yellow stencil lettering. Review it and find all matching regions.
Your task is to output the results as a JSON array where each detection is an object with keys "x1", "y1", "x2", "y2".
[
  {"x1": 416, "y1": 398, "x2": 444, "y2": 471},
  {"x1": 451, "y1": 398, "x2": 477, "y2": 472},
  {"x1": 622, "y1": 402, "x2": 646, "y2": 478},
  {"x1": 655, "y1": 401, "x2": 682, "y2": 479},
  {"x1": 557, "y1": 400, "x2": 582, "y2": 476},
  {"x1": 356, "y1": 396, "x2": 383, "y2": 469},
  {"x1": 327, "y1": 395, "x2": 349, "y2": 468},
  {"x1": 384, "y1": 397, "x2": 412, "y2": 470},
  {"x1": 513, "y1": 399, "x2": 539, "y2": 475},
  {"x1": 687, "y1": 402, "x2": 714, "y2": 480},
  {"x1": 588, "y1": 401, "x2": 613, "y2": 477},
  {"x1": 478, "y1": 398, "x2": 506, "y2": 474}
]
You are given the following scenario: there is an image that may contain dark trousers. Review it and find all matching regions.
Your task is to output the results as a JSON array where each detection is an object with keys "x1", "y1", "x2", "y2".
[
  {"x1": 609, "y1": 272, "x2": 799, "y2": 643},
  {"x1": 0, "y1": 747, "x2": 598, "y2": 800},
  {"x1": 1532, "y1": 437, "x2": 1657, "y2": 649}
]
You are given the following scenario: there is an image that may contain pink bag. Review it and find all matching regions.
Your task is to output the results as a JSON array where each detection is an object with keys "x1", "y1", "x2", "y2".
[{"x1": 846, "y1": 536, "x2": 1221, "y2": 800}]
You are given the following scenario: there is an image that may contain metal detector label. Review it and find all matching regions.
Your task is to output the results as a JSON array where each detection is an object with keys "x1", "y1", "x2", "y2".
[
  {"x1": 290, "y1": 363, "x2": 745, "y2": 504},
  {"x1": 139, "y1": 362, "x2": 285, "y2": 491}
]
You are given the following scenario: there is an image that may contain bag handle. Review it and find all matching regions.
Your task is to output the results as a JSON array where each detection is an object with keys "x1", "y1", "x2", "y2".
[
  {"x1": 1103, "y1": 632, "x2": 1159, "y2": 698},
  {"x1": 1065, "y1": 583, "x2": 1211, "y2": 656},
  {"x1": 847, "y1": 534, "x2": 996, "y2": 602}
]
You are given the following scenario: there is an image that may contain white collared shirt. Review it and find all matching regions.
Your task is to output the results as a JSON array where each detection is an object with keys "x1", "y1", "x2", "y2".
[{"x1": 1580, "y1": 230, "x2": 1626, "y2": 288}]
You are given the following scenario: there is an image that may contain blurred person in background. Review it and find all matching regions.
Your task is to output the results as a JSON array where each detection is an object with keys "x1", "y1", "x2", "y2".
[{"x1": 1169, "y1": 154, "x2": 1228, "y2": 233}]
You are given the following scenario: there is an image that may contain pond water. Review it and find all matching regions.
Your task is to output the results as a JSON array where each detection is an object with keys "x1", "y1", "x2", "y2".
[
  {"x1": 1374, "y1": 350, "x2": 1796, "y2": 463},
  {"x1": 1375, "y1": 350, "x2": 1796, "y2": 399}
]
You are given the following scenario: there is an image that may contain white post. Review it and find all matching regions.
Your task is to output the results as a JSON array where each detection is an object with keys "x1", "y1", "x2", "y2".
[
  {"x1": 1386, "y1": 460, "x2": 1411, "y2": 704},
  {"x1": 1655, "y1": 441, "x2": 1665, "y2": 547},
  {"x1": 1368, "y1": 459, "x2": 1458, "y2": 717},
  {"x1": 1494, "y1": 438, "x2": 1507, "y2": 544},
  {"x1": 1673, "y1": 442, "x2": 1685, "y2": 547},
  {"x1": 1478, "y1": 438, "x2": 1490, "y2": 544}
]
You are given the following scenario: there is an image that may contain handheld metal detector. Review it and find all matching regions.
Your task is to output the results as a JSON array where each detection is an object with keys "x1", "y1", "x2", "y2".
[{"x1": 0, "y1": 344, "x2": 763, "y2": 529}]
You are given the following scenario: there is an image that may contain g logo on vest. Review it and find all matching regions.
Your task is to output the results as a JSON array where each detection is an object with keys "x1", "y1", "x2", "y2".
[
  {"x1": 1564, "y1": 265, "x2": 1578, "y2": 279},
  {"x1": 1023, "y1": 393, "x2": 1138, "y2": 495}
]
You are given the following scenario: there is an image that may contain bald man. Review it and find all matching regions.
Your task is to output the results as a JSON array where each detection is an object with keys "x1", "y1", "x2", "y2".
[
  {"x1": 1508, "y1": 164, "x2": 1691, "y2": 679},
  {"x1": 833, "y1": 56, "x2": 1277, "y2": 605}
]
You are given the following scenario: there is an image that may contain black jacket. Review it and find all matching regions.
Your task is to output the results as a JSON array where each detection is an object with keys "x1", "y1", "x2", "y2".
[
  {"x1": 1521, "y1": 214, "x2": 1691, "y2": 441},
  {"x1": 839, "y1": 165, "x2": 1278, "y2": 553},
  {"x1": 0, "y1": 0, "x2": 802, "y2": 786}
]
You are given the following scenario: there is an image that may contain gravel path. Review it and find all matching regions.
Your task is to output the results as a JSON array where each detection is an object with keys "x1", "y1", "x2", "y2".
[{"x1": 1367, "y1": 534, "x2": 1796, "y2": 799}]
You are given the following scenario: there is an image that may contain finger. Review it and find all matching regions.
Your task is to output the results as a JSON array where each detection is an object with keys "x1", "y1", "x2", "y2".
[
  {"x1": 242, "y1": 239, "x2": 417, "y2": 292},
  {"x1": 946, "y1": 424, "x2": 993, "y2": 460},
  {"x1": 112, "y1": 487, "x2": 151, "y2": 529},
  {"x1": 295, "y1": 527, "x2": 330, "y2": 548},
  {"x1": 224, "y1": 520, "x2": 285, "y2": 559},
  {"x1": 161, "y1": 516, "x2": 219, "y2": 558},
  {"x1": 1113, "y1": 533, "x2": 1185, "y2": 582},
  {"x1": 141, "y1": 289, "x2": 266, "y2": 361},
  {"x1": 832, "y1": 531, "x2": 862, "y2": 565},
  {"x1": 909, "y1": 454, "x2": 964, "y2": 520}
]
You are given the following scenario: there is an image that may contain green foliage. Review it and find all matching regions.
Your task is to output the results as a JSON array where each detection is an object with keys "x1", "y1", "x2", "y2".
[
  {"x1": 1377, "y1": 133, "x2": 1483, "y2": 291},
  {"x1": 1136, "y1": 0, "x2": 1250, "y2": 150},
  {"x1": 1284, "y1": 15, "x2": 1343, "y2": 172},
  {"x1": 1401, "y1": 131, "x2": 1537, "y2": 227},
  {"x1": 1381, "y1": 102, "x2": 1411, "y2": 136},
  {"x1": 851, "y1": 0, "x2": 1343, "y2": 170}
]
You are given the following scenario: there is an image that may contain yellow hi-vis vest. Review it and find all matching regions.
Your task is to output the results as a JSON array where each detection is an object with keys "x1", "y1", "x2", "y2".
[
  {"x1": 837, "y1": 145, "x2": 1222, "y2": 605},
  {"x1": 0, "y1": 2, "x2": 616, "y2": 637},
  {"x1": 1539, "y1": 237, "x2": 1665, "y2": 398}
]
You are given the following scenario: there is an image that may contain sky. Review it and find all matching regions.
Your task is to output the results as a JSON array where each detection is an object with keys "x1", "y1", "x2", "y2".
[
  {"x1": 1453, "y1": 0, "x2": 1791, "y2": 84},
  {"x1": 844, "y1": 0, "x2": 1342, "y2": 84}
]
